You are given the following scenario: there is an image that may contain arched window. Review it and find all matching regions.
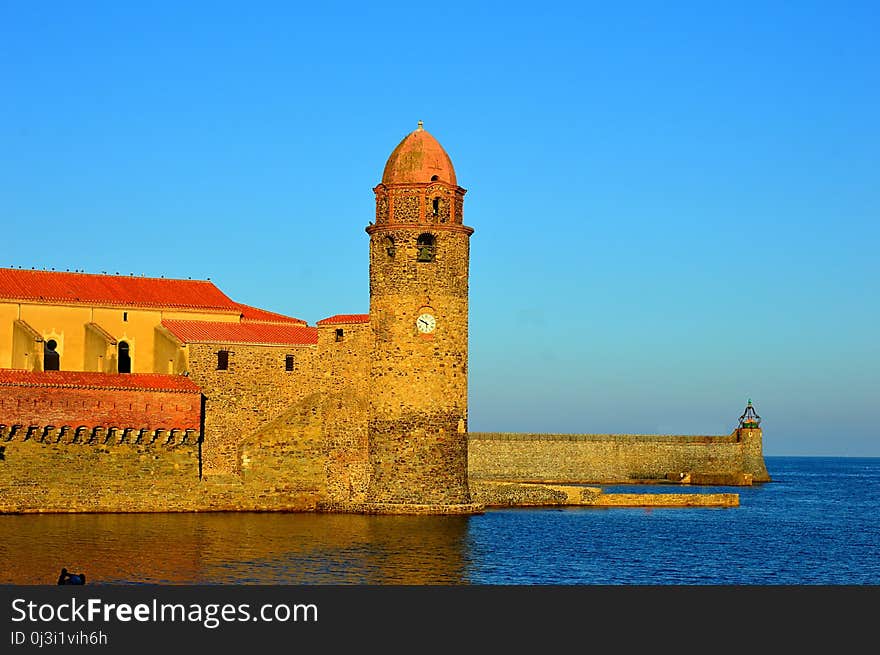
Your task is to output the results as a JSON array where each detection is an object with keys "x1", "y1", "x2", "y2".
[
  {"x1": 43, "y1": 339, "x2": 60, "y2": 371},
  {"x1": 432, "y1": 197, "x2": 440, "y2": 217},
  {"x1": 417, "y1": 233, "x2": 436, "y2": 262},
  {"x1": 118, "y1": 341, "x2": 131, "y2": 374},
  {"x1": 384, "y1": 235, "x2": 396, "y2": 258}
]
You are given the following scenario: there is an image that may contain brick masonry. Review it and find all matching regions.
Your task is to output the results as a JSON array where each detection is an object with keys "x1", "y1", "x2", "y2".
[{"x1": 0, "y1": 382, "x2": 200, "y2": 432}]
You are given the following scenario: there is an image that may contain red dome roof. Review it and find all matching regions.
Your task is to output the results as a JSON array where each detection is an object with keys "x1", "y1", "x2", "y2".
[{"x1": 381, "y1": 122, "x2": 457, "y2": 186}]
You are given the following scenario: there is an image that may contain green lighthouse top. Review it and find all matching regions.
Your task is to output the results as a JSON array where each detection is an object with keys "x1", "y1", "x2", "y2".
[{"x1": 738, "y1": 399, "x2": 761, "y2": 429}]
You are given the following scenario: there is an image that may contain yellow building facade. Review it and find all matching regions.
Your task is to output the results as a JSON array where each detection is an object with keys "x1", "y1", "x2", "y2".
[{"x1": 0, "y1": 275, "x2": 249, "y2": 375}]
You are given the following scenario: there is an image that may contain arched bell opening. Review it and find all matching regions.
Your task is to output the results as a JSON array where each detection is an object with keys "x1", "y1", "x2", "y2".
[{"x1": 416, "y1": 233, "x2": 436, "y2": 262}]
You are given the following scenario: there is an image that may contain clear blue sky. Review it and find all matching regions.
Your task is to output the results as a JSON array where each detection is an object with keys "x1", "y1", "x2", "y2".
[{"x1": 1, "y1": 1, "x2": 877, "y2": 456}]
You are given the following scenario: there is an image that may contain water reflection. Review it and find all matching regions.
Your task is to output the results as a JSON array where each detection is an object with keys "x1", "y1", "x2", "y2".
[
  {"x1": 0, "y1": 512, "x2": 472, "y2": 585},
  {"x1": 4, "y1": 459, "x2": 878, "y2": 585}
]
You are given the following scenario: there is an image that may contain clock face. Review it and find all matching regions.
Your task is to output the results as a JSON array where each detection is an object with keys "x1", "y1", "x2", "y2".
[{"x1": 416, "y1": 313, "x2": 436, "y2": 334}]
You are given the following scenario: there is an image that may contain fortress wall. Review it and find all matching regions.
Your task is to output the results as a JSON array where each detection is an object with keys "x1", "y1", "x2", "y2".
[
  {"x1": 235, "y1": 392, "x2": 327, "y2": 498},
  {"x1": 316, "y1": 322, "x2": 371, "y2": 503},
  {"x1": 0, "y1": 425, "x2": 768, "y2": 513},
  {"x1": 0, "y1": 383, "x2": 200, "y2": 431},
  {"x1": 0, "y1": 426, "x2": 321, "y2": 514},
  {"x1": 186, "y1": 342, "x2": 317, "y2": 474},
  {"x1": 198, "y1": 321, "x2": 373, "y2": 507},
  {"x1": 0, "y1": 434, "x2": 202, "y2": 513},
  {"x1": 210, "y1": 318, "x2": 378, "y2": 507},
  {"x1": 468, "y1": 430, "x2": 769, "y2": 483}
]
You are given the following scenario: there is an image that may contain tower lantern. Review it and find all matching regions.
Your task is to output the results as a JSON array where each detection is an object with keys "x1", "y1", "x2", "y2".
[{"x1": 738, "y1": 399, "x2": 761, "y2": 429}]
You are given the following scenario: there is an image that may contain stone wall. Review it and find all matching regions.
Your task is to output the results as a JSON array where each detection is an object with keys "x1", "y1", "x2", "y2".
[
  {"x1": 0, "y1": 424, "x2": 769, "y2": 514},
  {"x1": 390, "y1": 188, "x2": 421, "y2": 223},
  {"x1": 467, "y1": 429, "x2": 771, "y2": 483},
  {"x1": 366, "y1": 225, "x2": 473, "y2": 505},
  {"x1": 225, "y1": 319, "x2": 375, "y2": 506},
  {"x1": 314, "y1": 321, "x2": 371, "y2": 503},
  {"x1": 0, "y1": 434, "x2": 203, "y2": 513},
  {"x1": 0, "y1": 429, "x2": 322, "y2": 514},
  {"x1": 0, "y1": 318, "x2": 374, "y2": 515},
  {"x1": 189, "y1": 319, "x2": 373, "y2": 507},
  {"x1": 185, "y1": 342, "x2": 317, "y2": 473},
  {"x1": 236, "y1": 392, "x2": 327, "y2": 495}
]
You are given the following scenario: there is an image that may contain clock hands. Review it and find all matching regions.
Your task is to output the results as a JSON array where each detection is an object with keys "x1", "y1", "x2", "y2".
[{"x1": 417, "y1": 314, "x2": 435, "y2": 334}]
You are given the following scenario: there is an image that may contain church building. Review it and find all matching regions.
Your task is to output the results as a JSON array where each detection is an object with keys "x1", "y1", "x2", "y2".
[
  {"x1": 0, "y1": 122, "x2": 480, "y2": 512},
  {"x1": 0, "y1": 124, "x2": 769, "y2": 516}
]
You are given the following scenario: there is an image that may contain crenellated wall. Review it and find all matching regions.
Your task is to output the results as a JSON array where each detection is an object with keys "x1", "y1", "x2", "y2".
[
  {"x1": 0, "y1": 426, "x2": 322, "y2": 513},
  {"x1": 0, "y1": 428, "x2": 203, "y2": 513}
]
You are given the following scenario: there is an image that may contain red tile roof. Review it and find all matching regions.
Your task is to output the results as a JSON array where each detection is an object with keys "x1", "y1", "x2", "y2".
[
  {"x1": 0, "y1": 268, "x2": 239, "y2": 311},
  {"x1": 316, "y1": 313, "x2": 370, "y2": 325},
  {"x1": 0, "y1": 369, "x2": 201, "y2": 393},
  {"x1": 235, "y1": 303, "x2": 307, "y2": 325},
  {"x1": 162, "y1": 320, "x2": 318, "y2": 346}
]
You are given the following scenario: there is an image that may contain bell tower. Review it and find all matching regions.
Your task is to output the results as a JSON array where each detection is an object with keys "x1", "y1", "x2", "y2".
[{"x1": 365, "y1": 122, "x2": 478, "y2": 512}]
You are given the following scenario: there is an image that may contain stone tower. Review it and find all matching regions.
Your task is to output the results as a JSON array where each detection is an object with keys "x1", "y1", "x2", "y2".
[{"x1": 365, "y1": 122, "x2": 478, "y2": 512}]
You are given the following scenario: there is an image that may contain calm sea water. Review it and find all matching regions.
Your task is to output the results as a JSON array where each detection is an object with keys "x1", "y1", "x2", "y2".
[{"x1": 1, "y1": 457, "x2": 877, "y2": 585}]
